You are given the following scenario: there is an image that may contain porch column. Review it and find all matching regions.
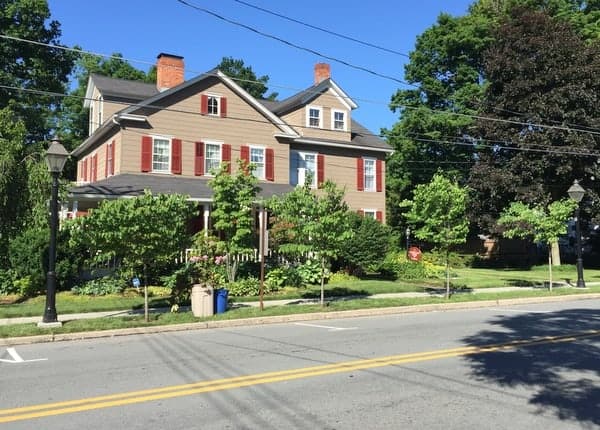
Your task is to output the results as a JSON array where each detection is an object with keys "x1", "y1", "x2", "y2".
[{"x1": 203, "y1": 204, "x2": 210, "y2": 237}]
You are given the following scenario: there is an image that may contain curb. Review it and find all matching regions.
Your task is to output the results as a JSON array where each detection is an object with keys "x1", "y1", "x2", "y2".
[{"x1": 2, "y1": 293, "x2": 600, "y2": 347}]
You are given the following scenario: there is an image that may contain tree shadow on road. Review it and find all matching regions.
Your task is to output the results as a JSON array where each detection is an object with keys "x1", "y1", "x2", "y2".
[{"x1": 461, "y1": 308, "x2": 600, "y2": 426}]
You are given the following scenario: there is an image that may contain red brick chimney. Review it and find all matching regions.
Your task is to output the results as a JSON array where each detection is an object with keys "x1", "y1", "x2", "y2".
[
  {"x1": 314, "y1": 63, "x2": 331, "y2": 85},
  {"x1": 156, "y1": 53, "x2": 185, "y2": 91}
]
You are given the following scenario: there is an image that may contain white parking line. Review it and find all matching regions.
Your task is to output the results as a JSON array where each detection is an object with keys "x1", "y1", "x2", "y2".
[
  {"x1": 488, "y1": 308, "x2": 552, "y2": 314},
  {"x1": 294, "y1": 322, "x2": 357, "y2": 331},
  {"x1": 0, "y1": 348, "x2": 47, "y2": 364}
]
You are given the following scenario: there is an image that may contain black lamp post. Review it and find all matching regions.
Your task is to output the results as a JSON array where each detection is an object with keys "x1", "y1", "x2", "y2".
[
  {"x1": 567, "y1": 179, "x2": 586, "y2": 288},
  {"x1": 40, "y1": 139, "x2": 69, "y2": 326}
]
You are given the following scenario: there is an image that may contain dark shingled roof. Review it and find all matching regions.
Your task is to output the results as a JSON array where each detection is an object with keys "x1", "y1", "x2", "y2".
[
  {"x1": 69, "y1": 173, "x2": 294, "y2": 201},
  {"x1": 90, "y1": 74, "x2": 158, "y2": 101}
]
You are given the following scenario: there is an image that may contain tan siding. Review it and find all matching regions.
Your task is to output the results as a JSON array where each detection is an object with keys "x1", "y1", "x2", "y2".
[
  {"x1": 282, "y1": 90, "x2": 352, "y2": 141},
  {"x1": 120, "y1": 81, "x2": 289, "y2": 183}
]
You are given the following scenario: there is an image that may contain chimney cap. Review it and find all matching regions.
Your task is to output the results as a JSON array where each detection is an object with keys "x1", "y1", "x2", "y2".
[{"x1": 157, "y1": 52, "x2": 184, "y2": 60}]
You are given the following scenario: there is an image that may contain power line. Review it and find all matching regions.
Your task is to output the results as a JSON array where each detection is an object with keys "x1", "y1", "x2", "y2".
[
  {"x1": 230, "y1": 0, "x2": 410, "y2": 58},
  {"x1": 4, "y1": 84, "x2": 599, "y2": 160},
  {"x1": 174, "y1": 0, "x2": 412, "y2": 87},
  {"x1": 4, "y1": 33, "x2": 600, "y2": 138}
]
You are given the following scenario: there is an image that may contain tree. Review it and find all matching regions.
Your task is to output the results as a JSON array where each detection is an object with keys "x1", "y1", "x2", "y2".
[
  {"x1": 0, "y1": 0, "x2": 75, "y2": 144},
  {"x1": 498, "y1": 199, "x2": 577, "y2": 290},
  {"x1": 70, "y1": 192, "x2": 195, "y2": 320},
  {"x1": 403, "y1": 174, "x2": 469, "y2": 298},
  {"x1": 209, "y1": 160, "x2": 259, "y2": 283},
  {"x1": 216, "y1": 57, "x2": 278, "y2": 100},
  {"x1": 470, "y1": 8, "x2": 600, "y2": 230},
  {"x1": 269, "y1": 180, "x2": 353, "y2": 305}
]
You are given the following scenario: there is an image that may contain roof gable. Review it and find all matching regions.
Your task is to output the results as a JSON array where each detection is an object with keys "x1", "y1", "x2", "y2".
[{"x1": 271, "y1": 78, "x2": 358, "y2": 116}]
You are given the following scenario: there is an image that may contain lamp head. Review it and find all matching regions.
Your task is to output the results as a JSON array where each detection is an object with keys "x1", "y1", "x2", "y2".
[{"x1": 45, "y1": 139, "x2": 69, "y2": 173}]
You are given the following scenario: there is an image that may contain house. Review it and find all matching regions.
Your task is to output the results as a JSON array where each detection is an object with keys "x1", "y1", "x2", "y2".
[{"x1": 68, "y1": 53, "x2": 393, "y2": 230}]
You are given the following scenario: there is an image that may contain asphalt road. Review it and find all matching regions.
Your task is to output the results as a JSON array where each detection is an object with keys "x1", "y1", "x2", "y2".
[{"x1": 1, "y1": 299, "x2": 599, "y2": 429}]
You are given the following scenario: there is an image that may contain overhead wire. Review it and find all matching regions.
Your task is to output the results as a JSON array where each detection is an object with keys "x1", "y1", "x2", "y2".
[
  {"x1": 3, "y1": 83, "x2": 599, "y2": 160},
  {"x1": 3, "y1": 33, "x2": 600, "y2": 138}
]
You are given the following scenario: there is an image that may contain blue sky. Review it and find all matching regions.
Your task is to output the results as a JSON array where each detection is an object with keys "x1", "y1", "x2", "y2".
[{"x1": 47, "y1": 0, "x2": 473, "y2": 134}]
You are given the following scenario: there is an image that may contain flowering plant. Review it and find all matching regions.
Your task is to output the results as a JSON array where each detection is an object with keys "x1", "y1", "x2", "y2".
[{"x1": 188, "y1": 235, "x2": 226, "y2": 286}]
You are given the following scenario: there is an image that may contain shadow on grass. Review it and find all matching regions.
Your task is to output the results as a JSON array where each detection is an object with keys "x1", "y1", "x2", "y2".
[
  {"x1": 505, "y1": 279, "x2": 542, "y2": 288},
  {"x1": 300, "y1": 287, "x2": 369, "y2": 300},
  {"x1": 461, "y1": 307, "x2": 600, "y2": 426}
]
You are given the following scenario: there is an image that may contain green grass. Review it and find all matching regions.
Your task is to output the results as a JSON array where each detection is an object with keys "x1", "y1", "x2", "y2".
[{"x1": 2, "y1": 284, "x2": 599, "y2": 339}]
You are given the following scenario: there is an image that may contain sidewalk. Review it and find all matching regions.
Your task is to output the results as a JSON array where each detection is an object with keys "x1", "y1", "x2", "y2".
[{"x1": 0, "y1": 285, "x2": 591, "y2": 326}]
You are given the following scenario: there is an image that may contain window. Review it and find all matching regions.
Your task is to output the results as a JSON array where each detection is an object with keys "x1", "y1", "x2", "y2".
[
  {"x1": 152, "y1": 138, "x2": 170, "y2": 172},
  {"x1": 250, "y1": 146, "x2": 265, "y2": 179},
  {"x1": 363, "y1": 210, "x2": 376, "y2": 219},
  {"x1": 332, "y1": 110, "x2": 346, "y2": 131},
  {"x1": 364, "y1": 158, "x2": 376, "y2": 191},
  {"x1": 205, "y1": 142, "x2": 222, "y2": 174},
  {"x1": 307, "y1": 106, "x2": 322, "y2": 128},
  {"x1": 297, "y1": 151, "x2": 317, "y2": 187},
  {"x1": 208, "y1": 96, "x2": 219, "y2": 115}
]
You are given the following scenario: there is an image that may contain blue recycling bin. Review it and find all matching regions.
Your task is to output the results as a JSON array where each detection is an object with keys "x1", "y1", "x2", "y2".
[{"x1": 214, "y1": 288, "x2": 229, "y2": 314}]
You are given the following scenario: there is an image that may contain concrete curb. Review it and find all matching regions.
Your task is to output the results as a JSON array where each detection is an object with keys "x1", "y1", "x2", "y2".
[{"x1": 2, "y1": 292, "x2": 600, "y2": 347}]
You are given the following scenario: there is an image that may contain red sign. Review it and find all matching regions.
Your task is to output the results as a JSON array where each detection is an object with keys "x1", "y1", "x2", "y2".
[{"x1": 408, "y1": 246, "x2": 422, "y2": 262}]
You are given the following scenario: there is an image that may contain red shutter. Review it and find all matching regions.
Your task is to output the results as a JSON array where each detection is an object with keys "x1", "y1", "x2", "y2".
[
  {"x1": 222, "y1": 144, "x2": 232, "y2": 173},
  {"x1": 194, "y1": 141, "x2": 204, "y2": 176},
  {"x1": 141, "y1": 136, "x2": 152, "y2": 172},
  {"x1": 83, "y1": 158, "x2": 88, "y2": 181},
  {"x1": 317, "y1": 154, "x2": 325, "y2": 187},
  {"x1": 356, "y1": 158, "x2": 364, "y2": 191},
  {"x1": 358, "y1": 209, "x2": 364, "y2": 217},
  {"x1": 92, "y1": 154, "x2": 98, "y2": 182},
  {"x1": 110, "y1": 141, "x2": 116, "y2": 175},
  {"x1": 78, "y1": 160, "x2": 82, "y2": 181},
  {"x1": 376, "y1": 211, "x2": 383, "y2": 223},
  {"x1": 201, "y1": 94, "x2": 208, "y2": 115},
  {"x1": 105, "y1": 144, "x2": 109, "y2": 177},
  {"x1": 171, "y1": 138, "x2": 182, "y2": 174},
  {"x1": 266, "y1": 148, "x2": 274, "y2": 181},
  {"x1": 240, "y1": 145, "x2": 250, "y2": 175},
  {"x1": 220, "y1": 97, "x2": 227, "y2": 118},
  {"x1": 376, "y1": 159, "x2": 383, "y2": 192}
]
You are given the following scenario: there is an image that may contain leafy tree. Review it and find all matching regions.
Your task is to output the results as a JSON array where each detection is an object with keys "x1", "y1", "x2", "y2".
[
  {"x1": 470, "y1": 8, "x2": 600, "y2": 230},
  {"x1": 337, "y1": 212, "x2": 392, "y2": 276},
  {"x1": 498, "y1": 199, "x2": 577, "y2": 290},
  {"x1": 269, "y1": 181, "x2": 353, "y2": 305},
  {"x1": 70, "y1": 192, "x2": 195, "y2": 320},
  {"x1": 0, "y1": 0, "x2": 75, "y2": 144},
  {"x1": 216, "y1": 56, "x2": 278, "y2": 100},
  {"x1": 209, "y1": 160, "x2": 259, "y2": 283},
  {"x1": 403, "y1": 174, "x2": 469, "y2": 298}
]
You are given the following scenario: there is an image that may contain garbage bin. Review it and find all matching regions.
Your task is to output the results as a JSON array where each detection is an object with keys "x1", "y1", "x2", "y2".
[
  {"x1": 214, "y1": 288, "x2": 229, "y2": 314},
  {"x1": 191, "y1": 284, "x2": 213, "y2": 317}
]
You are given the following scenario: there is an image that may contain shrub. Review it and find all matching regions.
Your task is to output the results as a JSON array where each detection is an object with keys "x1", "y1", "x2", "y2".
[
  {"x1": 0, "y1": 269, "x2": 17, "y2": 295},
  {"x1": 265, "y1": 266, "x2": 303, "y2": 290},
  {"x1": 72, "y1": 276, "x2": 125, "y2": 296},
  {"x1": 9, "y1": 226, "x2": 48, "y2": 292},
  {"x1": 227, "y1": 277, "x2": 261, "y2": 296},
  {"x1": 160, "y1": 264, "x2": 194, "y2": 304},
  {"x1": 297, "y1": 259, "x2": 328, "y2": 285},
  {"x1": 379, "y1": 251, "x2": 446, "y2": 280}
]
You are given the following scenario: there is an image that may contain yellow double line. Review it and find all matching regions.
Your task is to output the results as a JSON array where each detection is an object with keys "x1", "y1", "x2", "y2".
[{"x1": 1, "y1": 329, "x2": 598, "y2": 423}]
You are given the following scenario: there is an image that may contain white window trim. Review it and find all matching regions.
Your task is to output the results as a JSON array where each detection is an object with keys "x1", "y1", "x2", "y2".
[
  {"x1": 331, "y1": 109, "x2": 347, "y2": 131},
  {"x1": 206, "y1": 93, "x2": 222, "y2": 116},
  {"x1": 203, "y1": 140, "x2": 223, "y2": 176},
  {"x1": 362, "y1": 209, "x2": 377, "y2": 219},
  {"x1": 296, "y1": 150, "x2": 318, "y2": 188},
  {"x1": 249, "y1": 145, "x2": 266, "y2": 180},
  {"x1": 306, "y1": 105, "x2": 323, "y2": 128},
  {"x1": 363, "y1": 157, "x2": 377, "y2": 192},
  {"x1": 98, "y1": 96, "x2": 103, "y2": 128},
  {"x1": 151, "y1": 135, "x2": 172, "y2": 174}
]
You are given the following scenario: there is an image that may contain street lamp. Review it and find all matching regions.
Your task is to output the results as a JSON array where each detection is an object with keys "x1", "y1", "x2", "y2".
[
  {"x1": 39, "y1": 139, "x2": 69, "y2": 326},
  {"x1": 567, "y1": 179, "x2": 586, "y2": 288}
]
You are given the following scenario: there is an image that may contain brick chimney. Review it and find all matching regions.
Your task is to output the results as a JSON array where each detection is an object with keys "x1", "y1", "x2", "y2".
[
  {"x1": 156, "y1": 53, "x2": 185, "y2": 92},
  {"x1": 314, "y1": 63, "x2": 331, "y2": 85}
]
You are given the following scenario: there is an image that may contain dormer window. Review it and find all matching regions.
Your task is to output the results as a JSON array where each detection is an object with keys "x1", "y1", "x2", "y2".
[
  {"x1": 201, "y1": 94, "x2": 228, "y2": 117},
  {"x1": 307, "y1": 106, "x2": 322, "y2": 128},
  {"x1": 332, "y1": 109, "x2": 346, "y2": 131}
]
